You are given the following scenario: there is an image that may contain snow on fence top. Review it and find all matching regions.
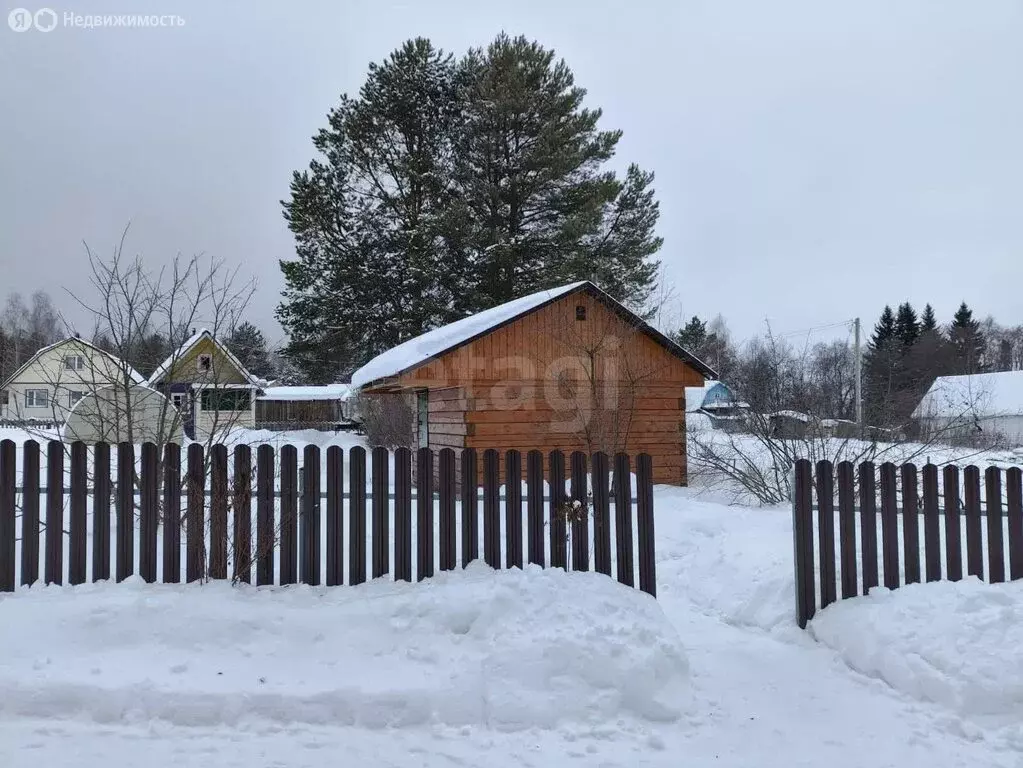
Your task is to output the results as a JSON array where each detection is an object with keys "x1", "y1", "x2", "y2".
[
  {"x1": 350, "y1": 282, "x2": 587, "y2": 389},
  {"x1": 258, "y1": 384, "x2": 352, "y2": 402},
  {"x1": 913, "y1": 370, "x2": 1023, "y2": 419}
]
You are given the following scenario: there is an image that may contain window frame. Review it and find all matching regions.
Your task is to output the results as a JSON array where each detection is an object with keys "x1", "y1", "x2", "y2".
[
  {"x1": 63, "y1": 354, "x2": 86, "y2": 371},
  {"x1": 68, "y1": 390, "x2": 88, "y2": 407},
  {"x1": 25, "y1": 389, "x2": 49, "y2": 408},
  {"x1": 200, "y1": 389, "x2": 251, "y2": 412},
  {"x1": 196, "y1": 353, "x2": 213, "y2": 373}
]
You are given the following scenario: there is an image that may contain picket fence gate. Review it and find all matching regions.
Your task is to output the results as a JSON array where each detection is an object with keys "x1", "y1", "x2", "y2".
[{"x1": 0, "y1": 441, "x2": 657, "y2": 597}]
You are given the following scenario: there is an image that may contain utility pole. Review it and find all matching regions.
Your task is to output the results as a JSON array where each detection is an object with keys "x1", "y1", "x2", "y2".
[{"x1": 854, "y1": 317, "x2": 863, "y2": 435}]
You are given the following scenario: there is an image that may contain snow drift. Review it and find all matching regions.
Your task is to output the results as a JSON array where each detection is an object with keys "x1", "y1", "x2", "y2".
[
  {"x1": 810, "y1": 578, "x2": 1023, "y2": 721},
  {"x1": 0, "y1": 564, "x2": 689, "y2": 730}
]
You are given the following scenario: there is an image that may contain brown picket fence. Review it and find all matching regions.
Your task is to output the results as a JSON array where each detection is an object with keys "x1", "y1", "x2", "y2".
[
  {"x1": 0, "y1": 441, "x2": 656, "y2": 597},
  {"x1": 793, "y1": 458, "x2": 1023, "y2": 628}
]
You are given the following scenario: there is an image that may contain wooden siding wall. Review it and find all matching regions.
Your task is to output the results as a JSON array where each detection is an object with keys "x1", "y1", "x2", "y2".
[{"x1": 408, "y1": 294, "x2": 704, "y2": 485}]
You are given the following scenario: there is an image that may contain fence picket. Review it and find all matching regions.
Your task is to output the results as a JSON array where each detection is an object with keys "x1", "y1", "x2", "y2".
[
  {"x1": 416, "y1": 447, "x2": 434, "y2": 581},
  {"x1": 483, "y1": 449, "x2": 500, "y2": 569},
  {"x1": 792, "y1": 459, "x2": 815, "y2": 629},
  {"x1": 922, "y1": 464, "x2": 941, "y2": 582},
  {"x1": 21, "y1": 441, "x2": 40, "y2": 587},
  {"x1": 613, "y1": 453, "x2": 633, "y2": 587},
  {"x1": 233, "y1": 445, "x2": 252, "y2": 584},
  {"x1": 570, "y1": 451, "x2": 589, "y2": 573},
  {"x1": 280, "y1": 445, "x2": 298, "y2": 585},
  {"x1": 526, "y1": 450, "x2": 544, "y2": 567},
  {"x1": 210, "y1": 444, "x2": 229, "y2": 580},
  {"x1": 505, "y1": 450, "x2": 523, "y2": 570},
  {"x1": 1007, "y1": 467, "x2": 1023, "y2": 581},
  {"x1": 349, "y1": 446, "x2": 367, "y2": 586},
  {"x1": 46, "y1": 441, "x2": 65, "y2": 585},
  {"x1": 985, "y1": 467, "x2": 1005, "y2": 584},
  {"x1": 162, "y1": 443, "x2": 180, "y2": 584},
  {"x1": 636, "y1": 454, "x2": 656, "y2": 598},
  {"x1": 303, "y1": 445, "x2": 322, "y2": 586},
  {"x1": 256, "y1": 445, "x2": 274, "y2": 586},
  {"x1": 880, "y1": 463, "x2": 900, "y2": 590},
  {"x1": 0, "y1": 440, "x2": 14, "y2": 592},
  {"x1": 964, "y1": 466, "x2": 984, "y2": 580},
  {"x1": 837, "y1": 461, "x2": 857, "y2": 599},
  {"x1": 439, "y1": 448, "x2": 457, "y2": 571},
  {"x1": 186, "y1": 443, "x2": 204, "y2": 583},
  {"x1": 371, "y1": 446, "x2": 389, "y2": 580},
  {"x1": 816, "y1": 460, "x2": 837, "y2": 608},
  {"x1": 901, "y1": 464, "x2": 920, "y2": 585},
  {"x1": 460, "y1": 448, "x2": 478, "y2": 567},
  {"x1": 859, "y1": 462, "x2": 878, "y2": 593},
  {"x1": 550, "y1": 450, "x2": 567, "y2": 571},
  {"x1": 138, "y1": 442, "x2": 158, "y2": 584},
  {"x1": 591, "y1": 452, "x2": 612, "y2": 577},
  {"x1": 943, "y1": 466, "x2": 963, "y2": 581},
  {"x1": 326, "y1": 445, "x2": 344, "y2": 586},
  {"x1": 116, "y1": 442, "x2": 134, "y2": 583},
  {"x1": 394, "y1": 447, "x2": 412, "y2": 582}
]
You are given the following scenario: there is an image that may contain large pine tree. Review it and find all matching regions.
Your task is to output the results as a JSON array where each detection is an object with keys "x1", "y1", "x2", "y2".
[
  {"x1": 863, "y1": 305, "x2": 899, "y2": 426},
  {"x1": 949, "y1": 301, "x2": 987, "y2": 375},
  {"x1": 277, "y1": 34, "x2": 663, "y2": 381}
]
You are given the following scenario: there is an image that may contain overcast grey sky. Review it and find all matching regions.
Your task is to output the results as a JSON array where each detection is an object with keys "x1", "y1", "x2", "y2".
[{"x1": 2, "y1": 0, "x2": 1020, "y2": 350}]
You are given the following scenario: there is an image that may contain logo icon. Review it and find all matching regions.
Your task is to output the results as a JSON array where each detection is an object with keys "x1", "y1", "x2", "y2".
[
  {"x1": 34, "y1": 8, "x2": 57, "y2": 31},
  {"x1": 8, "y1": 8, "x2": 33, "y2": 31}
]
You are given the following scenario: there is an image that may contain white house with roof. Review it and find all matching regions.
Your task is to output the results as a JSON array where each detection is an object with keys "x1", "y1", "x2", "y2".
[
  {"x1": 0, "y1": 337, "x2": 144, "y2": 423},
  {"x1": 913, "y1": 370, "x2": 1023, "y2": 446},
  {"x1": 146, "y1": 329, "x2": 269, "y2": 440}
]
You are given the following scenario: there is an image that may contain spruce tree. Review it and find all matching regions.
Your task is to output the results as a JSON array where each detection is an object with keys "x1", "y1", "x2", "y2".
[
  {"x1": 674, "y1": 316, "x2": 707, "y2": 352},
  {"x1": 949, "y1": 302, "x2": 987, "y2": 374},
  {"x1": 894, "y1": 302, "x2": 919, "y2": 348},
  {"x1": 863, "y1": 306, "x2": 899, "y2": 426},
  {"x1": 226, "y1": 322, "x2": 274, "y2": 379},
  {"x1": 920, "y1": 304, "x2": 937, "y2": 332}
]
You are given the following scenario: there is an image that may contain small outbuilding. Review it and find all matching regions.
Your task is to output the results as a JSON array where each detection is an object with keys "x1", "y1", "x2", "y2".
[
  {"x1": 255, "y1": 384, "x2": 355, "y2": 431},
  {"x1": 351, "y1": 281, "x2": 717, "y2": 485},
  {"x1": 913, "y1": 371, "x2": 1023, "y2": 447}
]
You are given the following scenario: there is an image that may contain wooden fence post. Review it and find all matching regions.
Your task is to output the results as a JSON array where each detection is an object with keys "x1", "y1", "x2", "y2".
[
  {"x1": 591, "y1": 452, "x2": 612, "y2": 577},
  {"x1": 393, "y1": 447, "x2": 412, "y2": 582},
  {"x1": 859, "y1": 462, "x2": 878, "y2": 593},
  {"x1": 326, "y1": 445, "x2": 344, "y2": 586},
  {"x1": 162, "y1": 443, "x2": 180, "y2": 584},
  {"x1": 20, "y1": 440, "x2": 39, "y2": 587},
  {"x1": 792, "y1": 458, "x2": 815, "y2": 628},
  {"x1": 233, "y1": 445, "x2": 252, "y2": 584},
  {"x1": 0, "y1": 440, "x2": 15, "y2": 592},
  {"x1": 636, "y1": 453, "x2": 656, "y2": 597},
  {"x1": 879, "y1": 463, "x2": 900, "y2": 590},
  {"x1": 138, "y1": 442, "x2": 158, "y2": 584},
  {"x1": 416, "y1": 447, "x2": 434, "y2": 581},
  {"x1": 186, "y1": 443, "x2": 204, "y2": 583},
  {"x1": 836, "y1": 461, "x2": 857, "y2": 599},
  {"x1": 943, "y1": 465, "x2": 963, "y2": 581},
  {"x1": 613, "y1": 453, "x2": 633, "y2": 587},
  {"x1": 901, "y1": 463, "x2": 921, "y2": 585},
  {"x1": 922, "y1": 464, "x2": 941, "y2": 582},
  {"x1": 371, "y1": 446, "x2": 389, "y2": 580},
  {"x1": 550, "y1": 450, "x2": 567, "y2": 571},
  {"x1": 439, "y1": 448, "x2": 457, "y2": 571},
  {"x1": 964, "y1": 465, "x2": 984, "y2": 580},
  {"x1": 505, "y1": 450, "x2": 523, "y2": 570},
  {"x1": 985, "y1": 467, "x2": 1005, "y2": 584},
  {"x1": 483, "y1": 449, "x2": 500, "y2": 569},
  {"x1": 460, "y1": 448, "x2": 478, "y2": 567},
  {"x1": 303, "y1": 444, "x2": 322, "y2": 586},
  {"x1": 1008, "y1": 467, "x2": 1023, "y2": 582},
  {"x1": 209, "y1": 444, "x2": 229, "y2": 580},
  {"x1": 46, "y1": 440, "x2": 65, "y2": 585},
  {"x1": 570, "y1": 451, "x2": 589, "y2": 573},
  {"x1": 816, "y1": 460, "x2": 837, "y2": 609},
  {"x1": 349, "y1": 446, "x2": 367, "y2": 586},
  {"x1": 279, "y1": 445, "x2": 298, "y2": 585},
  {"x1": 526, "y1": 450, "x2": 544, "y2": 567},
  {"x1": 256, "y1": 444, "x2": 275, "y2": 586}
]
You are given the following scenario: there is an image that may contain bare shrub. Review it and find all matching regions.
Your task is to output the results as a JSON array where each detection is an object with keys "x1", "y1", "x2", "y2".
[{"x1": 357, "y1": 393, "x2": 414, "y2": 448}]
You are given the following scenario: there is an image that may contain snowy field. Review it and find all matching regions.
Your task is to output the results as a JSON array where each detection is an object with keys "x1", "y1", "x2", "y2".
[{"x1": 0, "y1": 426, "x2": 1022, "y2": 765}]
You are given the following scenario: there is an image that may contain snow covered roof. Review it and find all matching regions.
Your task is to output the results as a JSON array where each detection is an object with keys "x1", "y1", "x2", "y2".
[
  {"x1": 0, "y1": 336, "x2": 144, "y2": 389},
  {"x1": 769, "y1": 410, "x2": 812, "y2": 422},
  {"x1": 351, "y1": 281, "x2": 718, "y2": 390},
  {"x1": 685, "y1": 385, "x2": 712, "y2": 413},
  {"x1": 912, "y1": 371, "x2": 1023, "y2": 419},
  {"x1": 258, "y1": 384, "x2": 352, "y2": 402},
  {"x1": 146, "y1": 329, "x2": 264, "y2": 388}
]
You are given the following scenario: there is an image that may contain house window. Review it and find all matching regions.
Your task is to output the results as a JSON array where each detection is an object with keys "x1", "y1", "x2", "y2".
[
  {"x1": 197, "y1": 353, "x2": 213, "y2": 373},
  {"x1": 200, "y1": 389, "x2": 251, "y2": 411},
  {"x1": 25, "y1": 389, "x2": 49, "y2": 408},
  {"x1": 63, "y1": 354, "x2": 85, "y2": 371},
  {"x1": 171, "y1": 392, "x2": 187, "y2": 410},
  {"x1": 576, "y1": 305, "x2": 587, "y2": 320},
  {"x1": 68, "y1": 390, "x2": 87, "y2": 407}
]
